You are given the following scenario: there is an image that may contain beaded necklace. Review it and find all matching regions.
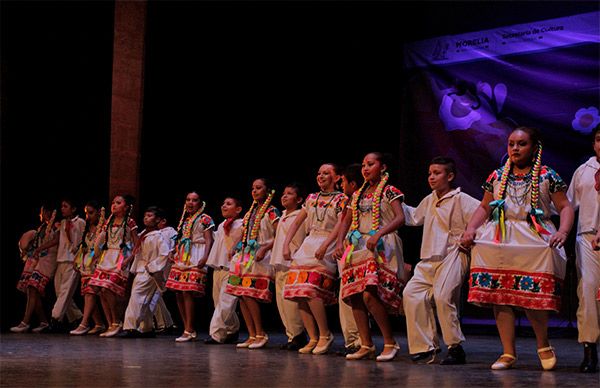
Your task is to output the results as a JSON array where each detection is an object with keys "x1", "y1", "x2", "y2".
[
  {"x1": 241, "y1": 190, "x2": 275, "y2": 245},
  {"x1": 343, "y1": 172, "x2": 389, "y2": 263},
  {"x1": 176, "y1": 202, "x2": 205, "y2": 265},
  {"x1": 313, "y1": 191, "x2": 340, "y2": 223},
  {"x1": 491, "y1": 142, "x2": 549, "y2": 243}
]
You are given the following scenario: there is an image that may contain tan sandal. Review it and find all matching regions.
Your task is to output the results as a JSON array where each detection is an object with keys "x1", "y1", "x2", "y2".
[
  {"x1": 298, "y1": 339, "x2": 318, "y2": 354},
  {"x1": 236, "y1": 336, "x2": 256, "y2": 348},
  {"x1": 537, "y1": 346, "x2": 557, "y2": 371},
  {"x1": 346, "y1": 345, "x2": 376, "y2": 360},
  {"x1": 491, "y1": 353, "x2": 517, "y2": 370}
]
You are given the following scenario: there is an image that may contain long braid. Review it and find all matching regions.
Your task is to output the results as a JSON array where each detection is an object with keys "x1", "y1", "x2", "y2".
[
  {"x1": 349, "y1": 179, "x2": 369, "y2": 232},
  {"x1": 530, "y1": 141, "x2": 543, "y2": 209},
  {"x1": 497, "y1": 155, "x2": 512, "y2": 200},
  {"x1": 80, "y1": 220, "x2": 91, "y2": 251},
  {"x1": 120, "y1": 205, "x2": 132, "y2": 250},
  {"x1": 101, "y1": 212, "x2": 114, "y2": 252},
  {"x1": 175, "y1": 203, "x2": 187, "y2": 242}
]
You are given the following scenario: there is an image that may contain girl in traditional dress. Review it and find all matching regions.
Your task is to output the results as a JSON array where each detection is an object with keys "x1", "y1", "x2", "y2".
[
  {"x1": 339, "y1": 152, "x2": 406, "y2": 362},
  {"x1": 89, "y1": 194, "x2": 138, "y2": 338},
  {"x1": 165, "y1": 191, "x2": 215, "y2": 342},
  {"x1": 461, "y1": 127, "x2": 574, "y2": 371},
  {"x1": 70, "y1": 201, "x2": 106, "y2": 335},
  {"x1": 10, "y1": 205, "x2": 58, "y2": 333},
  {"x1": 282, "y1": 165, "x2": 345, "y2": 355},
  {"x1": 226, "y1": 178, "x2": 279, "y2": 349}
]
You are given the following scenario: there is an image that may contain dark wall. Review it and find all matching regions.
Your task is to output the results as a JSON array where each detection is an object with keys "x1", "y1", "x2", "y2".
[
  {"x1": 1, "y1": 1, "x2": 114, "y2": 329},
  {"x1": 2, "y1": 1, "x2": 597, "y2": 330}
]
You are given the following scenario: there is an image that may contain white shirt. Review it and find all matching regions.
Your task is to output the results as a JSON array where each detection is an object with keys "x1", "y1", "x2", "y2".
[
  {"x1": 403, "y1": 188, "x2": 479, "y2": 260},
  {"x1": 56, "y1": 216, "x2": 86, "y2": 263},
  {"x1": 160, "y1": 226, "x2": 178, "y2": 251},
  {"x1": 270, "y1": 209, "x2": 307, "y2": 269},
  {"x1": 207, "y1": 219, "x2": 243, "y2": 270},
  {"x1": 567, "y1": 156, "x2": 600, "y2": 235},
  {"x1": 130, "y1": 230, "x2": 170, "y2": 274}
]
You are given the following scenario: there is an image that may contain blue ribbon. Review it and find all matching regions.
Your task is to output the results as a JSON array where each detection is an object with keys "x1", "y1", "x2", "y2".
[{"x1": 489, "y1": 199, "x2": 505, "y2": 222}]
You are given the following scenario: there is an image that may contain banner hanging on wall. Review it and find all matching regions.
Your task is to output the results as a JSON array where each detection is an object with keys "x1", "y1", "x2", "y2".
[{"x1": 403, "y1": 11, "x2": 600, "y2": 196}]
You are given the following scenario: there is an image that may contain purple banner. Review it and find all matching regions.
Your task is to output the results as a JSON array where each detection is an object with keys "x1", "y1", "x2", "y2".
[{"x1": 403, "y1": 12, "x2": 600, "y2": 195}]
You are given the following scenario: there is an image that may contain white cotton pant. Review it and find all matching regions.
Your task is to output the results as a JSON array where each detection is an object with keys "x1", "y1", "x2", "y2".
[
  {"x1": 275, "y1": 269, "x2": 305, "y2": 341},
  {"x1": 123, "y1": 272, "x2": 157, "y2": 332},
  {"x1": 52, "y1": 262, "x2": 82, "y2": 322},
  {"x1": 150, "y1": 291, "x2": 173, "y2": 330},
  {"x1": 403, "y1": 249, "x2": 468, "y2": 354},
  {"x1": 339, "y1": 285, "x2": 360, "y2": 348},
  {"x1": 209, "y1": 269, "x2": 240, "y2": 342},
  {"x1": 576, "y1": 234, "x2": 600, "y2": 344}
]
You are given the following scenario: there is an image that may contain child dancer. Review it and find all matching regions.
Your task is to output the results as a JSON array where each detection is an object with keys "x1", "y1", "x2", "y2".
[
  {"x1": 70, "y1": 201, "x2": 106, "y2": 335},
  {"x1": 122, "y1": 206, "x2": 170, "y2": 337},
  {"x1": 205, "y1": 197, "x2": 244, "y2": 344},
  {"x1": 339, "y1": 152, "x2": 406, "y2": 362},
  {"x1": 567, "y1": 125, "x2": 600, "y2": 373},
  {"x1": 461, "y1": 127, "x2": 574, "y2": 371},
  {"x1": 271, "y1": 183, "x2": 308, "y2": 350},
  {"x1": 226, "y1": 178, "x2": 279, "y2": 349},
  {"x1": 402, "y1": 157, "x2": 480, "y2": 364},
  {"x1": 89, "y1": 194, "x2": 138, "y2": 338},
  {"x1": 334, "y1": 163, "x2": 363, "y2": 354},
  {"x1": 11, "y1": 205, "x2": 58, "y2": 333},
  {"x1": 150, "y1": 217, "x2": 176, "y2": 333},
  {"x1": 50, "y1": 199, "x2": 85, "y2": 330},
  {"x1": 283, "y1": 164, "x2": 346, "y2": 355},
  {"x1": 165, "y1": 191, "x2": 214, "y2": 342}
]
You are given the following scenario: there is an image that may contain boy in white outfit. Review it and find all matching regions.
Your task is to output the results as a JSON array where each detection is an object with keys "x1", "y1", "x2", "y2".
[
  {"x1": 122, "y1": 207, "x2": 170, "y2": 337},
  {"x1": 567, "y1": 125, "x2": 600, "y2": 373},
  {"x1": 36, "y1": 199, "x2": 86, "y2": 331},
  {"x1": 270, "y1": 183, "x2": 308, "y2": 350},
  {"x1": 204, "y1": 197, "x2": 244, "y2": 344},
  {"x1": 402, "y1": 157, "x2": 479, "y2": 364}
]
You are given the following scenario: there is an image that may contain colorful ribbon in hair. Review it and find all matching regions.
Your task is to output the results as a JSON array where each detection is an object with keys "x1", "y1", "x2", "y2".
[{"x1": 489, "y1": 199, "x2": 506, "y2": 243}]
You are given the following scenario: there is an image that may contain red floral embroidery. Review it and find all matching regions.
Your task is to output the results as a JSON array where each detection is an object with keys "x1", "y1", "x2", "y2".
[
  {"x1": 254, "y1": 278, "x2": 268, "y2": 290},
  {"x1": 308, "y1": 272, "x2": 322, "y2": 285}
]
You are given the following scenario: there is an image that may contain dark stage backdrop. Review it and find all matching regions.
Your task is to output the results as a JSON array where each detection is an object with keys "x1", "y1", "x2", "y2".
[{"x1": 2, "y1": 1, "x2": 598, "y2": 331}]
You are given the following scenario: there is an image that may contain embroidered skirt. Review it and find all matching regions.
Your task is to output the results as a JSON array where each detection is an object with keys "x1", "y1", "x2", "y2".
[
  {"x1": 283, "y1": 264, "x2": 337, "y2": 305},
  {"x1": 225, "y1": 251, "x2": 274, "y2": 302},
  {"x1": 468, "y1": 219, "x2": 566, "y2": 312},
  {"x1": 341, "y1": 256, "x2": 404, "y2": 314},
  {"x1": 166, "y1": 267, "x2": 208, "y2": 296},
  {"x1": 88, "y1": 269, "x2": 129, "y2": 297}
]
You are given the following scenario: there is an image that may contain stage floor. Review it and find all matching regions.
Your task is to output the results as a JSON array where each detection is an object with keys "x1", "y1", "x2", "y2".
[{"x1": 1, "y1": 332, "x2": 596, "y2": 387}]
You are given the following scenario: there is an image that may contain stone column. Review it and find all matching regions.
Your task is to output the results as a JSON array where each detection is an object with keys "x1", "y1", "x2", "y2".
[{"x1": 109, "y1": 0, "x2": 146, "y2": 204}]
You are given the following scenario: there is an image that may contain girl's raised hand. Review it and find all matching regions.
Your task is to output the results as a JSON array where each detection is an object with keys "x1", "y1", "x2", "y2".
[{"x1": 127, "y1": 218, "x2": 137, "y2": 230}]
